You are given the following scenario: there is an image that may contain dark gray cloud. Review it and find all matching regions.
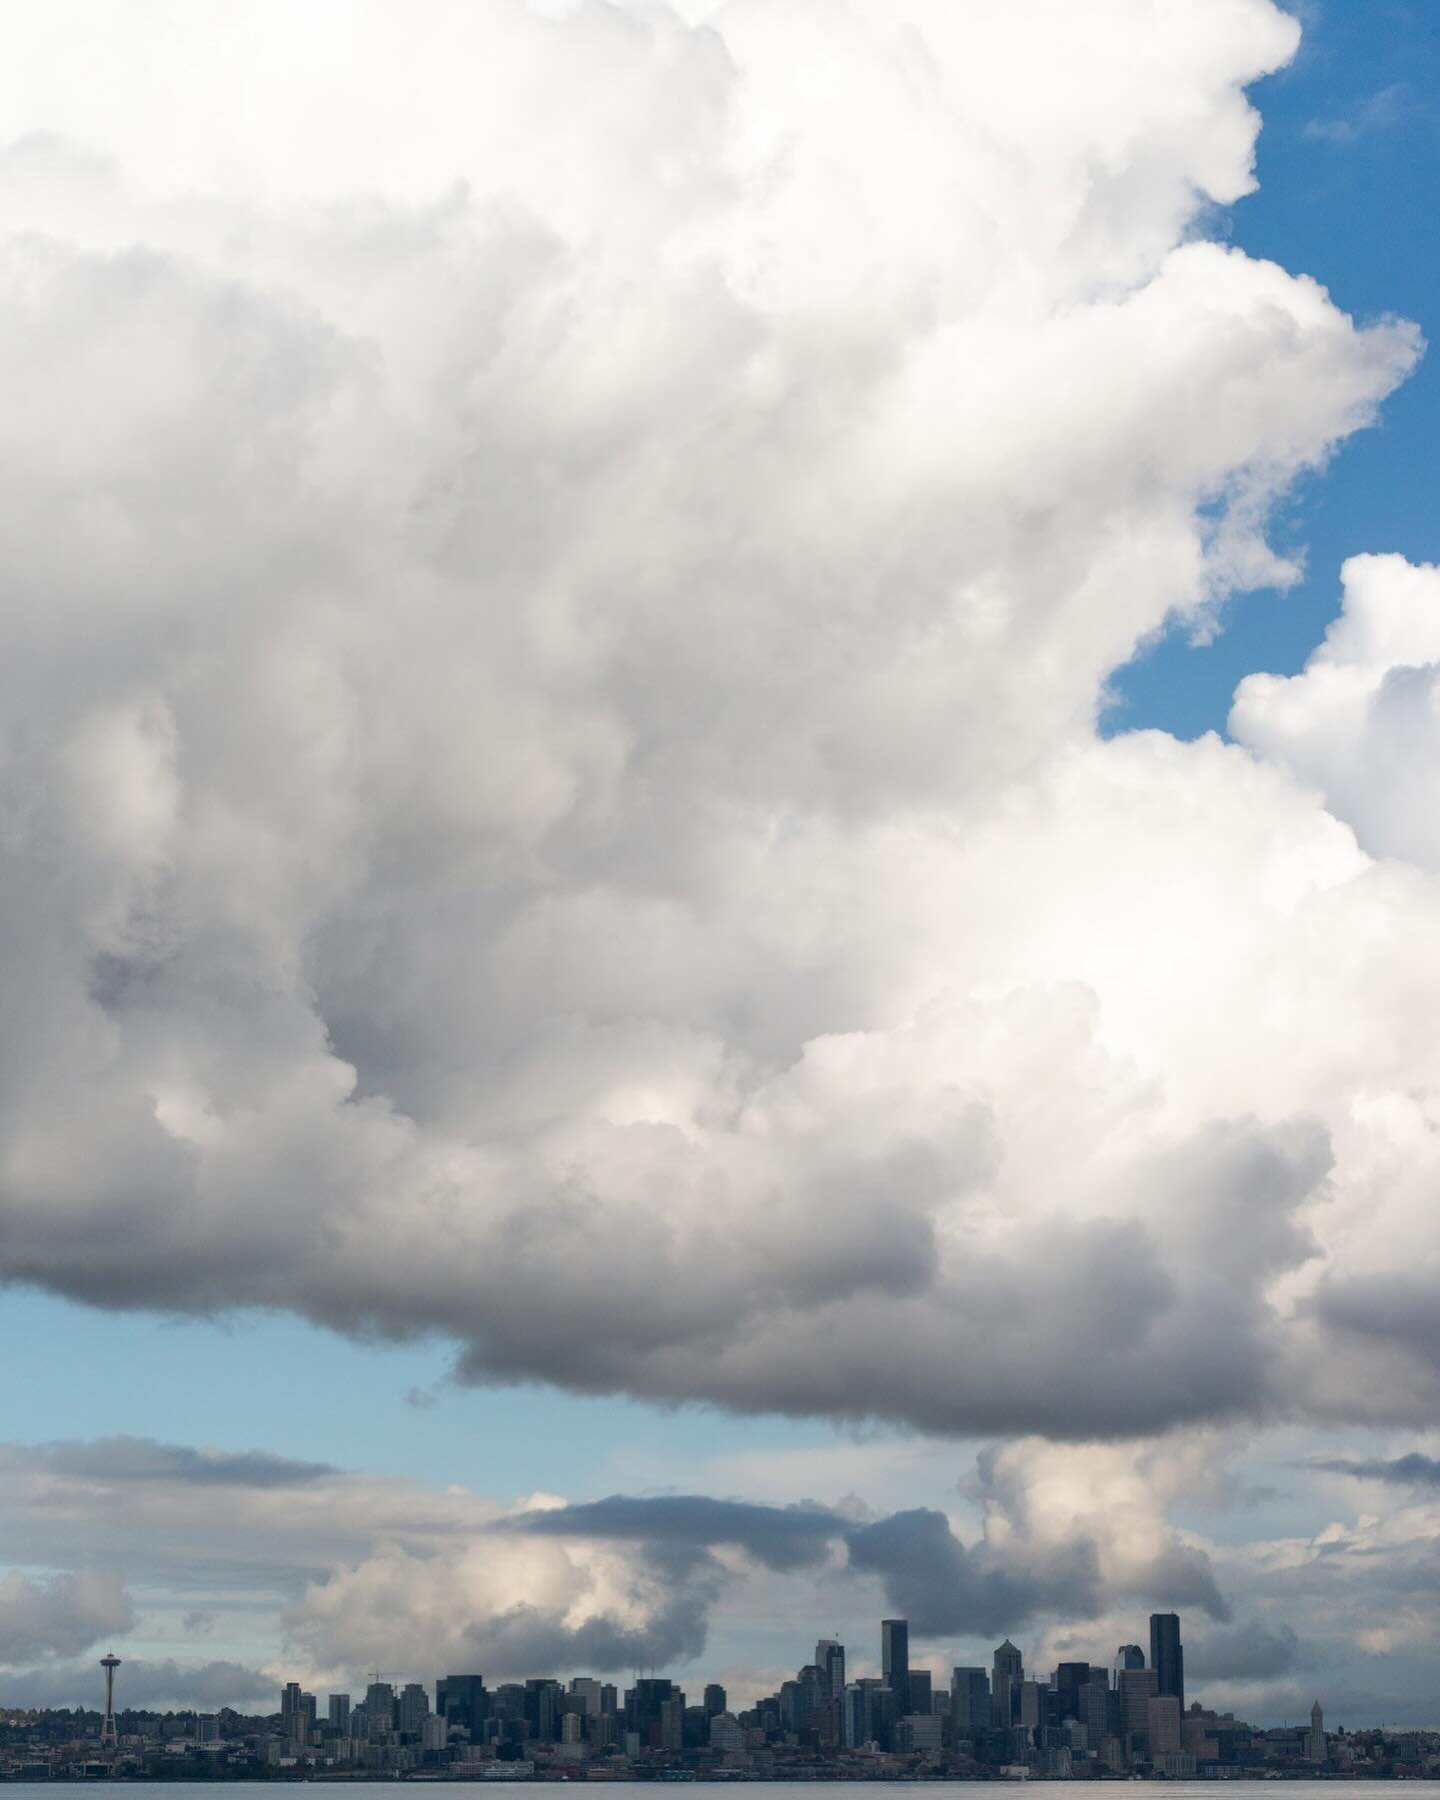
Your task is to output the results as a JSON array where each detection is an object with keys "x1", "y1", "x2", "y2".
[
  {"x1": 845, "y1": 1507, "x2": 1044, "y2": 1637},
  {"x1": 1187, "y1": 1622, "x2": 1303, "y2": 1681},
  {"x1": 14, "y1": 1436, "x2": 338, "y2": 1488},
  {"x1": 1310, "y1": 1452, "x2": 1440, "y2": 1487},
  {"x1": 503, "y1": 1495, "x2": 846, "y2": 1572}
]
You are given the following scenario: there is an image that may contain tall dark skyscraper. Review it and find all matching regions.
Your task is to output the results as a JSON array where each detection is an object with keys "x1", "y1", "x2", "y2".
[
  {"x1": 881, "y1": 1620, "x2": 910, "y2": 1698},
  {"x1": 950, "y1": 1668, "x2": 990, "y2": 1737},
  {"x1": 1116, "y1": 1644, "x2": 1145, "y2": 1672},
  {"x1": 437, "y1": 1674, "x2": 487, "y2": 1741},
  {"x1": 991, "y1": 1639, "x2": 1023, "y2": 1728},
  {"x1": 815, "y1": 1639, "x2": 846, "y2": 1702},
  {"x1": 1149, "y1": 1613, "x2": 1183, "y2": 1711}
]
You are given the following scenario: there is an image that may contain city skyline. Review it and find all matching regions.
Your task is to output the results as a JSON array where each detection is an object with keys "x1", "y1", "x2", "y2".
[
  {"x1": 5, "y1": 0, "x2": 1440, "y2": 1748},
  {"x1": 2, "y1": 1608, "x2": 1375, "y2": 1781}
]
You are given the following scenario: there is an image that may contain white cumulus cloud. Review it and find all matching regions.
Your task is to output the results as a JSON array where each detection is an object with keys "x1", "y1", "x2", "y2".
[{"x1": 0, "y1": 0, "x2": 1435, "y2": 1450}]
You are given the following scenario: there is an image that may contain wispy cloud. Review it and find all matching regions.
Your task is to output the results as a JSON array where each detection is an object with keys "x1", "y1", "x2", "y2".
[{"x1": 1304, "y1": 82, "x2": 1414, "y2": 144}]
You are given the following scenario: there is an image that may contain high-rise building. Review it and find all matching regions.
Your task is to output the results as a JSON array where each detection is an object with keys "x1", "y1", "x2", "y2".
[
  {"x1": 907, "y1": 1670, "x2": 932, "y2": 1715},
  {"x1": 1077, "y1": 1679, "x2": 1109, "y2": 1747},
  {"x1": 1116, "y1": 1645, "x2": 1145, "y2": 1672},
  {"x1": 658, "y1": 1694, "x2": 686, "y2": 1752},
  {"x1": 525, "y1": 1679, "x2": 564, "y2": 1743},
  {"x1": 815, "y1": 1640, "x2": 846, "y2": 1701},
  {"x1": 398, "y1": 1683, "x2": 430, "y2": 1735},
  {"x1": 365, "y1": 1682, "x2": 395, "y2": 1740},
  {"x1": 882, "y1": 1620, "x2": 910, "y2": 1699},
  {"x1": 1119, "y1": 1668, "x2": 1159, "y2": 1747},
  {"x1": 570, "y1": 1679, "x2": 604, "y2": 1718},
  {"x1": 437, "y1": 1675, "x2": 487, "y2": 1741},
  {"x1": 626, "y1": 1679, "x2": 675, "y2": 1748},
  {"x1": 1017, "y1": 1680, "x2": 1045, "y2": 1732},
  {"x1": 951, "y1": 1668, "x2": 990, "y2": 1737},
  {"x1": 1149, "y1": 1614, "x2": 1184, "y2": 1712},
  {"x1": 1307, "y1": 1701, "x2": 1326, "y2": 1765},
  {"x1": 991, "y1": 1640, "x2": 1023, "y2": 1727},
  {"x1": 1147, "y1": 1694, "x2": 1182, "y2": 1756},
  {"x1": 1055, "y1": 1662, "x2": 1091, "y2": 1722},
  {"x1": 281, "y1": 1681, "x2": 306, "y2": 1744},
  {"x1": 703, "y1": 1684, "x2": 728, "y2": 1718},
  {"x1": 328, "y1": 1694, "x2": 351, "y2": 1734}
]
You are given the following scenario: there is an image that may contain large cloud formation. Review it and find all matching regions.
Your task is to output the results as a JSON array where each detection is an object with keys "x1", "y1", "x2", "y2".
[
  {"x1": 0, "y1": 0, "x2": 1436, "y2": 1441},
  {"x1": 0, "y1": 1434, "x2": 1229, "y2": 1700}
]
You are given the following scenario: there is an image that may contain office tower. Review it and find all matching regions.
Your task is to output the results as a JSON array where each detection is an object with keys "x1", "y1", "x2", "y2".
[
  {"x1": 1149, "y1": 1613, "x2": 1184, "y2": 1711},
  {"x1": 703, "y1": 1684, "x2": 727, "y2": 1718},
  {"x1": 882, "y1": 1619, "x2": 910, "y2": 1698},
  {"x1": 561, "y1": 1712, "x2": 584, "y2": 1746},
  {"x1": 658, "y1": 1695, "x2": 686, "y2": 1752},
  {"x1": 1119, "y1": 1667, "x2": 1158, "y2": 1746},
  {"x1": 99, "y1": 1655, "x2": 121, "y2": 1749},
  {"x1": 1017, "y1": 1679, "x2": 1045, "y2": 1732},
  {"x1": 600, "y1": 1685, "x2": 618, "y2": 1718},
  {"x1": 1055, "y1": 1662, "x2": 1091, "y2": 1721},
  {"x1": 626, "y1": 1678, "x2": 675, "y2": 1747},
  {"x1": 398, "y1": 1683, "x2": 430, "y2": 1735},
  {"x1": 1116, "y1": 1645, "x2": 1145, "y2": 1672},
  {"x1": 842, "y1": 1678, "x2": 895, "y2": 1750},
  {"x1": 1078, "y1": 1678, "x2": 1109, "y2": 1747},
  {"x1": 365, "y1": 1681, "x2": 395, "y2": 1739},
  {"x1": 798, "y1": 1663, "x2": 829, "y2": 1731},
  {"x1": 906, "y1": 1669, "x2": 932, "y2": 1715},
  {"x1": 815, "y1": 1639, "x2": 846, "y2": 1701},
  {"x1": 281, "y1": 1681, "x2": 306, "y2": 1744},
  {"x1": 1307, "y1": 1702, "x2": 1326, "y2": 1765},
  {"x1": 524, "y1": 1679, "x2": 564, "y2": 1742},
  {"x1": 571, "y1": 1679, "x2": 605, "y2": 1718},
  {"x1": 438, "y1": 1675, "x2": 487, "y2": 1741},
  {"x1": 951, "y1": 1668, "x2": 990, "y2": 1737},
  {"x1": 328, "y1": 1694, "x2": 351, "y2": 1734},
  {"x1": 992, "y1": 1640, "x2": 1023, "y2": 1727},
  {"x1": 1147, "y1": 1694, "x2": 1182, "y2": 1756}
]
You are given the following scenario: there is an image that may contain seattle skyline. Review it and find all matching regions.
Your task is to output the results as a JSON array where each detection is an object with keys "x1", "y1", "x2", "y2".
[{"x1": 4, "y1": 0, "x2": 1440, "y2": 1745}]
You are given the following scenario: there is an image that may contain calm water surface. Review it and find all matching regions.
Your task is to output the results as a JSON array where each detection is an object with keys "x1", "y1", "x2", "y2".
[{"x1": 31, "y1": 1786, "x2": 1437, "y2": 1796}]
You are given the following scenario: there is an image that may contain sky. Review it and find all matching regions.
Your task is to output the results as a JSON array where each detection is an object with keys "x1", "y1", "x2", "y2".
[{"x1": 4, "y1": 0, "x2": 1440, "y2": 1731}]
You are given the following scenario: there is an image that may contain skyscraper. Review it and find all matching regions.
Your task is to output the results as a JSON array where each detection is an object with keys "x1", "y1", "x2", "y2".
[
  {"x1": 881, "y1": 1620, "x2": 910, "y2": 1699},
  {"x1": 950, "y1": 1668, "x2": 990, "y2": 1737},
  {"x1": 991, "y1": 1640, "x2": 1023, "y2": 1727},
  {"x1": 1148, "y1": 1613, "x2": 1184, "y2": 1712},
  {"x1": 366, "y1": 1681, "x2": 395, "y2": 1740},
  {"x1": 438, "y1": 1675, "x2": 487, "y2": 1741},
  {"x1": 815, "y1": 1639, "x2": 846, "y2": 1701},
  {"x1": 1115, "y1": 1644, "x2": 1145, "y2": 1672},
  {"x1": 328, "y1": 1694, "x2": 351, "y2": 1734},
  {"x1": 398, "y1": 1683, "x2": 430, "y2": 1735}
]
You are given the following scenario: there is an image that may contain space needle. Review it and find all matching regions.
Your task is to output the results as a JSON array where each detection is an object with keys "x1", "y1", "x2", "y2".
[{"x1": 99, "y1": 1653, "x2": 121, "y2": 1748}]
